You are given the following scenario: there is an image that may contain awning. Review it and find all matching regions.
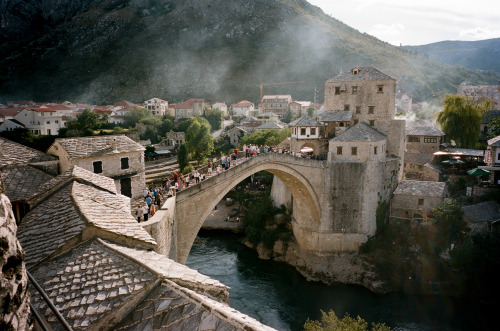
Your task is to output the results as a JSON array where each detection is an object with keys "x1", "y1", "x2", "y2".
[
  {"x1": 155, "y1": 150, "x2": 172, "y2": 155},
  {"x1": 300, "y1": 147, "x2": 314, "y2": 153}
]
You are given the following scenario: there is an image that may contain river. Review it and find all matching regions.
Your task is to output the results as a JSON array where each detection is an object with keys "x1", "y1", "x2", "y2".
[{"x1": 186, "y1": 231, "x2": 496, "y2": 331}]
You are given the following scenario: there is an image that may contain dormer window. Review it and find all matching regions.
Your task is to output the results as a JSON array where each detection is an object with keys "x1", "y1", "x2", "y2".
[{"x1": 352, "y1": 68, "x2": 360, "y2": 75}]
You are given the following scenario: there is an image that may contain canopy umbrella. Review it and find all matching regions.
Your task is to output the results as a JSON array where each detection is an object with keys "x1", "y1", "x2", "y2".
[
  {"x1": 467, "y1": 168, "x2": 491, "y2": 176},
  {"x1": 441, "y1": 158, "x2": 465, "y2": 165}
]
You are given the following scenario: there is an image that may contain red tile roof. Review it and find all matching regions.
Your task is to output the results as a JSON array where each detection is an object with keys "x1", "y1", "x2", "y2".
[
  {"x1": 27, "y1": 108, "x2": 56, "y2": 113},
  {"x1": 232, "y1": 100, "x2": 254, "y2": 107},
  {"x1": 42, "y1": 104, "x2": 73, "y2": 111},
  {"x1": 174, "y1": 99, "x2": 204, "y2": 109},
  {"x1": 0, "y1": 108, "x2": 22, "y2": 117}
]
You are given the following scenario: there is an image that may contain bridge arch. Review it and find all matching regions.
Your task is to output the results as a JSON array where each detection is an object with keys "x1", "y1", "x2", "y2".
[{"x1": 174, "y1": 153, "x2": 324, "y2": 263}]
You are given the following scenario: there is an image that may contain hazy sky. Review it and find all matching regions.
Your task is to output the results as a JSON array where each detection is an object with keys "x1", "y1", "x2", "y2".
[{"x1": 308, "y1": 0, "x2": 500, "y2": 45}]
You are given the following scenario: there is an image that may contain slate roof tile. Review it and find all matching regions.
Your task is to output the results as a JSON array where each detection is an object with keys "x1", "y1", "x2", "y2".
[
  {"x1": 319, "y1": 111, "x2": 352, "y2": 122},
  {"x1": 53, "y1": 135, "x2": 144, "y2": 158},
  {"x1": 406, "y1": 126, "x2": 444, "y2": 137},
  {"x1": 1, "y1": 165, "x2": 54, "y2": 202},
  {"x1": 0, "y1": 137, "x2": 58, "y2": 167},
  {"x1": 331, "y1": 122, "x2": 386, "y2": 142},
  {"x1": 393, "y1": 180, "x2": 446, "y2": 197},
  {"x1": 327, "y1": 66, "x2": 394, "y2": 82},
  {"x1": 462, "y1": 201, "x2": 500, "y2": 223},
  {"x1": 289, "y1": 116, "x2": 322, "y2": 127}
]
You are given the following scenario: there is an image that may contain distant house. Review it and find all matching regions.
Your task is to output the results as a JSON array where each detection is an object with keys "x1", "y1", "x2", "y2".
[
  {"x1": 231, "y1": 100, "x2": 254, "y2": 117},
  {"x1": 212, "y1": 102, "x2": 228, "y2": 116},
  {"x1": 47, "y1": 135, "x2": 145, "y2": 202},
  {"x1": 174, "y1": 99, "x2": 204, "y2": 120},
  {"x1": 256, "y1": 112, "x2": 279, "y2": 124},
  {"x1": 457, "y1": 82, "x2": 499, "y2": 108},
  {"x1": 165, "y1": 130, "x2": 185, "y2": 147},
  {"x1": 227, "y1": 126, "x2": 247, "y2": 147},
  {"x1": 404, "y1": 126, "x2": 444, "y2": 180},
  {"x1": 390, "y1": 181, "x2": 447, "y2": 222},
  {"x1": 144, "y1": 98, "x2": 169, "y2": 116},
  {"x1": 319, "y1": 111, "x2": 352, "y2": 139},
  {"x1": 259, "y1": 95, "x2": 292, "y2": 118},
  {"x1": 480, "y1": 110, "x2": 500, "y2": 141},
  {"x1": 255, "y1": 121, "x2": 284, "y2": 131},
  {"x1": 481, "y1": 135, "x2": 500, "y2": 184},
  {"x1": 395, "y1": 92, "x2": 412, "y2": 113},
  {"x1": 8, "y1": 107, "x2": 67, "y2": 135},
  {"x1": 462, "y1": 201, "x2": 500, "y2": 236},
  {"x1": 289, "y1": 101, "x2": 314, "y2": 116}
]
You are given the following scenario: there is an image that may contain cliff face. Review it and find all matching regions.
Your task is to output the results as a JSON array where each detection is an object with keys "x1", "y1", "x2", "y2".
[
  {"x1": 1, "y1": 0, "x2": 499, "y2": 104},
  {"x1": 0, "y1": 177, "x2": 30, "y2": 330}
]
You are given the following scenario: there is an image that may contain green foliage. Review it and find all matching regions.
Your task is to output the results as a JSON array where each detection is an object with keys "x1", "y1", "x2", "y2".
[
  {"x1": 432, "y1": 198, "x2": 468, "y2": 244},
  {"x1": 123, "y1": 107, "x2": 152, "y2": 128},
  {"x1": 143, "y1": 126, "x2": 159, "y2": 143},
  {"x1": 0, "y1": 128, "x2": 56, "y2": 152},
  {"x1": 239, "y1": 128, "x2": 290, "y2": 147},
  {"x1": 177, "y1": 144, "x2": 189, "y2": 172},
  {"x1": 436, "y1": 95, "x2": 486, "y2": 148},
  {"x1": 303, "y1": 310, "x2": 391, "y2": 331},
  {"x1": 203, "y1": 108, "x2": 224, "y2": 130},
  {"x1": 282, "y1": 108, "x2": 294, "y2": 123},
  {"x1": 182, "y1": 164, "x2": 193, "y2": 175},
  {"x1": 185, "y1": 118, "x2": 214, "y2": 163},
  {"x1": 140, "y1": 116, "x2": 162, "y2": 127},
  {"x1": 307, "y1": 107, "x2": 315, "y2": 117},
  {"x1": 158, "y1": 115, "x2": 174, "y2": 136}
]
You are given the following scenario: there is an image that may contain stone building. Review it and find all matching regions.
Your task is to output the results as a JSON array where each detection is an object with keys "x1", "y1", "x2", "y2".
[
  {"x1": 47, "y1": 135, "x2": 145, "y2": 202},
  {"x1": 324, "y1": 66, "x2": 404, "y2": 159},
  {"x1": 462, "y1": 201, "x2": 500, "y2": 236},
  {"x1": 319, "y1": 110, "x2": 352, "y2": 139},
  {"x1": 256, "y1": 121, "x2": 284, "y2": 131},
  {"x1": 143, "y1": 97, "x2": 168, "y2": 116},
  {"x1": 395, "y1": 92, "x2": 412, "y2": 113},
  {"x1": 0, "y1": 137, "x2": 58, "y2": 222},
  {"x1": 231, "y1": 100, "x2": 254, "y2": 117},
  {"x1": 390, "y1": 181, "x2": 447, "y2": 222},
  {"x1": 165, "y1": 130, "x2": 185, "y2": 147},
  {"x1": 16, "y1": 166, "x2": 273, "y2": 331},
  {"x1": 289, "y1": 116, "x2": 324, "y2": 155},
  {"x1": 404, "y1": 126, "x2": 444, "y2": 180},
  {"x1": 256, "y1": 112, "x2": 279, "y2": 124},
  {"x1": 174, "y1": 99, "x2": 204, "y2": 120},
  {"x1": 227, "y1": 126, "x2": 247, "y2": 147},
  {"x1": 212, "y1": 102, "x2": 228, "y2": 116}
]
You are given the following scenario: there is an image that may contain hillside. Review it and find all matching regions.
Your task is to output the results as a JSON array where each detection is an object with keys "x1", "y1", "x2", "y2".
[
  {"x1": 403, "y1": 38, "x2": 500, "y2": 74},
  {"x1": 1, "y1": 0, "x2": 499, "y2": 105}
]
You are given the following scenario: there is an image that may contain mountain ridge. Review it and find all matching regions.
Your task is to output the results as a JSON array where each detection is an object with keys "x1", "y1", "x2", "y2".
[{"x1": 1, "y1": 0, "x2": 499, "y2": 105}]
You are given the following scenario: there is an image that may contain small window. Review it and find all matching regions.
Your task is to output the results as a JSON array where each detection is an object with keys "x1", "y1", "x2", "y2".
[
  {"x1": 424, "y1": 137, "x2": 438, "y2": 143},
  {"x1": 354, "y1": 119, "x2": 359, "y2": 125},
  {"x1": 352, "y1": 86, "x2": 358, "y2": 94},
  {"x1": 374, "y1": 146, "x2": 378, "y2": 154},
  {"x1": 301, "y1": 128, "x2": 306, "y2": 135},
  {"x1": 337, "y1": 146, "x2": 343, "y2": 155},
  {"x1": 46, "y1": 121, "x2": 50, "y2": 124},
  {"x1": 93, "y1": 161, "x2": 103, "y2": 174},
  {"x1": 408, "y1": 136, "x2": 420, "y2": 143},
  {"x1": 418, "y1": 198, "x2": 424, "y2": 206},
  {"x1": 369, "y1": 120, "x2": 375, "y2": 126},
  {"x1": 355, "y1": 106, "x2": 361, "y2": 114},
  {"x1": 335, "y1": 87, "x2": 340, "y2": 95},
  {"x1": 368, "y1": 106, "x2": 374, "y2": 114},
  {"x1": 344, "y1": 104, "x2": 350, "y2": 111},
  {"x1": 55, "y1": 120, "x2": 59, "y2": 124},
  {"x1": 351, "y1": 147, "x2": 357, "y2": 155},
  {"x1": 311, "y1": 128, "x2": 316, "y2": 135},
  {"x1": 121, "y1": 157, "x2": 129, "y2": 170},
  {"x1": 377, "y1": 85, "x2": 384, "y2": 93}
]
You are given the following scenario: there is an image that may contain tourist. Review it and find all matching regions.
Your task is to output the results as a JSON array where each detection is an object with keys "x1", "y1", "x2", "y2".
[
  {"x1": 136, "y1": 204, "x2": 143, "y2": 223},
  {"x1": 142, "y1": 203, "x2": 149, "y2": 222}
]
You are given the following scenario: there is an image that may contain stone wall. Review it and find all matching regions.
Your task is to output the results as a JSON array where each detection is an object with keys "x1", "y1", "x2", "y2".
[
  {"x1": 142, "y1": 196, "x2": 177, "y2": 259},
  {"x1": 270, "y1": 177, "x2": 292, "y2": 211},
  {"x1": 0, "y1": 178, "x2": 30, "y2": 331}
]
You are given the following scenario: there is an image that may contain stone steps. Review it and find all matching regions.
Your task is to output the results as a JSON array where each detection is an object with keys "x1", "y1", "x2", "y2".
[{"x1": 145, "y1": 157, "x2": 180, "y2": 184}]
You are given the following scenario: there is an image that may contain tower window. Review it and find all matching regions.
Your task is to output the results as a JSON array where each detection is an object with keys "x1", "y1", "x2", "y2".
[
  {"x1": 351, "y1": 147, "x2": 357, "y2": 155},
  {"x1": 93, "y1": 161, "x2": 103, "y2": 174},
  {"x1": 368, "y1": 106, "x2": 374, "y2": 114},
  {"x1": 337, "y1": 146, "x2": 343, "y2": 155}
]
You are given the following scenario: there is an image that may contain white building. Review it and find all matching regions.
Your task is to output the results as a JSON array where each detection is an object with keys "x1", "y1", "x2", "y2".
[
  {"x1": 212, "y1": 102, "x2": 228, "y2": 116},
  {"x1": 144, "y1": 98, "x2": 169, "y2": 116},
  {"x1": 9, "y1": 108, "x2": 67, "y2": 135},
  {"x1": 231, "y1": 100, "x2": 254, "y2": 117},
  {"x1": 290, "y1": 116, "x2": 321, "y2": 140}
]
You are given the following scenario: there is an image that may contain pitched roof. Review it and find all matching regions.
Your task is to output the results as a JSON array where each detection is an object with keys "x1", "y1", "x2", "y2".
[
  {"x1": 289, "y1": 116, "x2": 322, "y2": 127},
  {"x1": 393, "y1": 180, "x2": 447, "y2": 197},
  {"x1": 331, "y1": 122, "x2": 386, "y2": 142},
  {"x1": 262, "y1": 95, "x2": 292, "y2": 100},
  {"x1": 0, "y1": 137, "x2": 58, "y2": 167},
  {"x1": 1, "y1": 165, "x2": 54, "y2": 203},
  {"x1": 482, "y1": 110, "x2": 500, "y2": 124},
  {"x1": 257, "y1": 122, "x2": 284, "y2": 130},
  {"x1": 174, "y1": 99, "x2": 204, "y2": 109},
  {"x1": 231, "y1": 100, "x2": 254, "y2": 107},
  {"x1": 114, "y1": 100, "x2": 136, "y2": 107},
  {"x1": 327, "y1": 66, "x2": 394, "y2": 82},
  {"x1": 26, "y1": 107, "x2": 56, "y2": 113},
  {"x1": 41, "y1": 104, "x2": 72, "y2": 111},
  {"x1": 319, "y1": 111, "x2": 352, "y2": 122},
  {"x1": 0, "y1": 108, "x2": 22, "y2": 117},
  {"x1": 406, "y1": 126, "x2": 444, "y2": 136},
  {"x1": 462, "y1": 201, "x2": 500, "y2": 223},
  {"x1": 239, "y1": 116, "x2": 258, "y2": 123},
  {"x1": 487, "y1": 135, "x2": 500, "y2": 147},
  {"x1": 52, "y1": 135, "x2": 144, "y2": 158}
]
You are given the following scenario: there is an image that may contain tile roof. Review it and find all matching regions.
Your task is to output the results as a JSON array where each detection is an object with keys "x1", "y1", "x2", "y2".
[
  {"x1": 114, "y1": 100, "x2": 136, "y2": 107},
  {"x1": 174, "y1": 99, "x2": 204, "y2": 109},
  {"x1": 406, "y1": 126, "x2": 444, "y2": 136},
  {"x1": 27, "y1": 107, "x2": 56, "y2": 113},
  {"x1": 32, "y1": 166, "x2": 117, "y2": 201},
  {"x1": 0, "y1": 137, "x2": 58, "y2": 167},
  {"x1": 257, "y1": 122, "x2": 284, "y2": 130},
  {"x1": 30, "y1": 239, "x2": 156, "y2": 330},
  {"x1": 289, "y1": 116, "x2": 322, "y2": 127},
  {"x1": 1, "y1": 165, "x2": 54, "y2": 202},
  {"x1": 462, "y1": 201, "x2": 500, "y2": 223},
  {"x1": 262, "y1": 95, "x2": 292, "y2": 100},
  {"x1": 52, "y1": 135, "x2": 145, "y2": 158},
  {"x1": 231, "y1": 100, "x2": 254, "y2": 108},
  {"x1": 487, "y1": 135, "x2": 500, "y2": 147},
  {"x1": 393, "y1": 180, "x2": 447, "y2": 197},
  {"x1": 41, "y1": 104, "x2": 73, "y2": 111},
  {"x1": 240, "y1": 116, "x2": 258, "y2": 123},
  {"x1": 331, "y1": 122, "x2": 386, "y2": 142},
  {"x1": 0, "y1": 108, "x2": 22, "y2": 117},
  {"x1": 327, "y1": 66, "x2": 395, "y2": 82},
  {"x1": 319, "y1": 111, "x2": 352, "y2": 122},
  {"x1": 482, "y1": 110, "x2": 500, "y2": 124}
]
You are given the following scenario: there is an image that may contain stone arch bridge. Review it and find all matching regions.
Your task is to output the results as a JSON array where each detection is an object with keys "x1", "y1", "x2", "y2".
[{"x1": 169, "y1": 152, "x2": 400, "y2": 264}]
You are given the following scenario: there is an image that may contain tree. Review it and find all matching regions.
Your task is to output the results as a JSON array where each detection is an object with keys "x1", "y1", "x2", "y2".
[
  {"x1": 307, "y1": 107, "x2": 315, "y2": 117},
  {"x1": 304, "y1": 310, "x2": 391, "y2": 331},
  {"x1": 177, "y1": 144, "x2": 189, "y2": 172},
  {"x1": 239, "y1": 128, "x2": 291, "y2": 147},
  {"x1": 282, "y1": 108, "x2": 293, "y2": 123},
  {"x1": 436, "y1": 95, "x2": 489, "y2": 148},
  {"x1": 203, "y1": 108, "x2": 223, "y2": 130},
  {"x1": 185, "y1": 118, "x2": 214, "y2": 164},
  {"x1": 123, "y1": 107, "x2": 152, "y2": 127}
]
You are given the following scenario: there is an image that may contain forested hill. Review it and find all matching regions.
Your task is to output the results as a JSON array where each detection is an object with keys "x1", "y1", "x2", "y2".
[
  {"x1": 403, "y1": 38, "x2": 500, "y2": 75},
  {"x1": 1, "y1": 0, "x2": 499, "y2": 105}
]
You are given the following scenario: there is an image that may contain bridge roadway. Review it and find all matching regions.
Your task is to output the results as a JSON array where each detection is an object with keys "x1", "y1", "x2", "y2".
[{"x1": 174, "y1": 152, "x2": 326, "y2": 263}]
